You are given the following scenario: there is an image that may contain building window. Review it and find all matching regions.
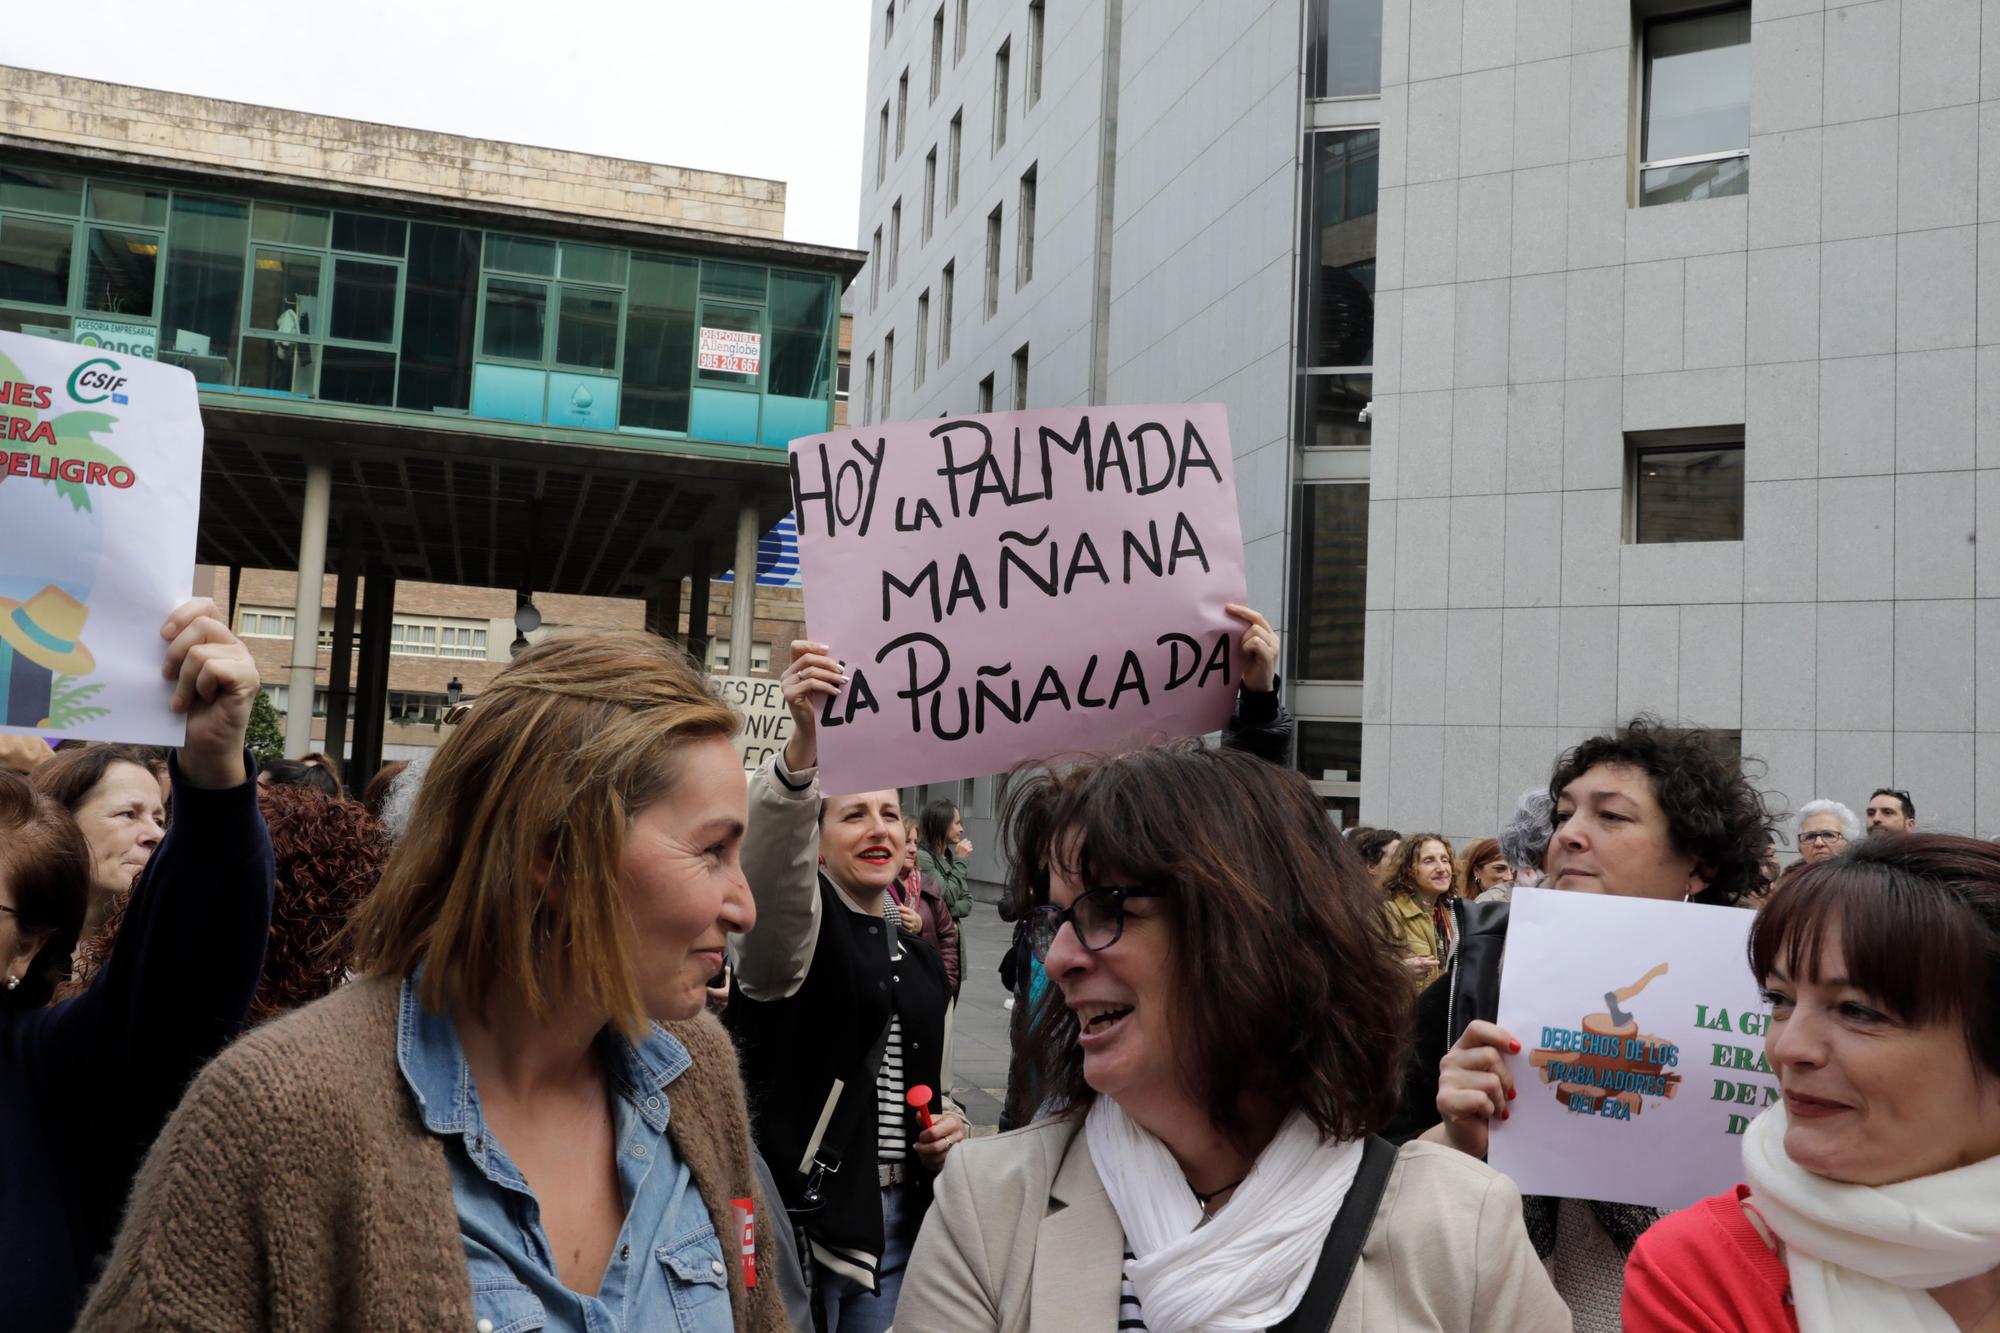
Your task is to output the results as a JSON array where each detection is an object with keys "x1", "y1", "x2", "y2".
[
  {"x1": 993, "y1": 39, "x2": 1012, "y2": 154},
  {"x1": 878, "y1": 103, "x2": 891, "y2": 186},
  {"x1": 1640, "y1": 5, "x2": 1751, "y2": 206},
  {"x1": 1308, "y1": 0, "x2": 1385, "y2": 99},
  {"x1": 931, "y1": 5, "x2": 946, "y2": 102},
  {"x1": 707, "y1": 639, "x2": 774, "y2": 674},
  {"x1": 889, "y1": 200, "x2": 902, "y2": 288},
  {"x1": 947, "y1": 112, "x2": 964, "y2": 212},
  {"x1": 236, "y1": 607, "x2": 297, "y2": 639},
  {"x1": 1027, "y1": 0, "x2": 1046, "y2": 108},
  {"x1": 1297, "y1": 719, "x2": 1363, "y2": 827},
  {"x1": 923, "y1": 149, "x2": 938, "y2": 244},
  {"x1": 897, "y1": 69, "x2": 910, "y2": 157},
  {"x1": 863, "y1": 351, "x2": 877, "y2": 423},
  {"x1": 1292, "y1": 483, "x2": 1368, "y2": 680},
  {"x1": 939, "y1": 261, "x2": 955, "y2": 362},
  {"x1": 985, "y1": 204, "x2": 1003, "y2": 318},
  {"x1": 1011, "y1": 342, "x2": 1029, "y2": 410},
  {"x1": 387, "y1": 691, "x2": 449, "y2": 726},
  {"x1": 1627, "y1": 432, "x2": 1745, "y2": 543},
  {"x1": 977, "y1": 372, "x2": 994, "y2": 412},
  {"x1": 955, "y1": 0, "x2": 968, "y2": 62},
  {"x1": 835, "y1": 358, "x2": 851, "y2": 401},
  {"x1": 390, "y1": 616, "x2": 490, "y2": 658},
  {"x1": 1304, "y1": 129, "x2": 1378, "y2": 371},
  {"x1": 915, "y1": 289, "x2": 930, "y2": 388},
  {"x1": 1016, "y1": 165, "x2": 1037, "y2": 289},
  {"x1": 882, "y1": 331, "x2": 895, "y2": 417},
  {"x1": 871, "y1": 227, "x2": 883, "y2": 310},
  {"x1": 884, "y1": 0, "x2": 896, "y2": 45}
]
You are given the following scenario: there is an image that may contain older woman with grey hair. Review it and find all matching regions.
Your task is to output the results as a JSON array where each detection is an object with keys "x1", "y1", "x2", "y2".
[
  {"x1": 1481, "y1": 788, "x2": 1556, "y2": 901},
  {"x1": 1795, "y1": 798, "x2": 1861, "y2": 865}
]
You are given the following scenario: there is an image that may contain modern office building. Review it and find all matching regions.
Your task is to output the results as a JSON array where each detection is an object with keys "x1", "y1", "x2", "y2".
[
  {"x1": 852, "y1": 0, "x2": 1997, "y2": 866},
  {"x1": 0, "y1": 67, "x2": 858, "y2": 775}
]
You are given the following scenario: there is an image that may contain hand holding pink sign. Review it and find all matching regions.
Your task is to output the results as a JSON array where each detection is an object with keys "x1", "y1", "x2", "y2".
[{"x1": 787, "y1": 404, "x2": 1249, "y2": 793}]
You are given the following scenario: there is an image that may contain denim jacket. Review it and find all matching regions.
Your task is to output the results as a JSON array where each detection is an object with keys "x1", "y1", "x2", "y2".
[{"x1": 396, "y1": 978, "x2": 733, "y2": 1333}]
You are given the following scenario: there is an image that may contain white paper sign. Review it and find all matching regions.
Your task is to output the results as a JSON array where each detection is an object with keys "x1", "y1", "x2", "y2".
[
  {"x1": 1486, "y1": 887, "x2": 1780, "y2": 1211},
  {"x1": 0, "y1": 332, "x2": 202, "y2": 746},
  {"x1": 698, "y1": 326, "x2": 762, "y2": 375},
  {"x1": 709, "y1": 673, "x2": 792, "y2": 771}
]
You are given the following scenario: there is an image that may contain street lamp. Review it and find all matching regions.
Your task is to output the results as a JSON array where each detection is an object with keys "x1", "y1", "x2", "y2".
[{"x1": 445, "y1": 677, "x2": 462, "y2": 707}]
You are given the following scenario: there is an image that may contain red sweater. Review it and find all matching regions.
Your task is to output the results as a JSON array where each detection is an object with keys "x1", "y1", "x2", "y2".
[{"x1": 1624, "y1": 1186, "x2": 1797, "y2": 1332}]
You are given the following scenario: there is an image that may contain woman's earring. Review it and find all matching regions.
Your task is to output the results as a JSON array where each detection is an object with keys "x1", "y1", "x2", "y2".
[{"x1": 5, "y1": 974, "x2": 19, "y2": 991}]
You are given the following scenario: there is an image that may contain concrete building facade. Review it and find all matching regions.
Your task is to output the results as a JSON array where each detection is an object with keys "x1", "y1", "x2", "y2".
[{"x1": 852, "y1": 0, "x2": 2000, "y2": 863}]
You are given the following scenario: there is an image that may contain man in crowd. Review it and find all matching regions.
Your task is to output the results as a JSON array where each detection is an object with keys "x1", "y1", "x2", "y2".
[
  {"x1": 1866, "y1": 787, "x2": 1916, "y2": 836},
  {"x1": 1795, "y1": 799, "x2": 1859, "y2": 864}
]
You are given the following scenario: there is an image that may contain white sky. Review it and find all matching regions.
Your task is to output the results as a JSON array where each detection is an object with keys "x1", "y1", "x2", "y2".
[{"x1": 3, "y1": 0, "x2": 870, "y2": 250}]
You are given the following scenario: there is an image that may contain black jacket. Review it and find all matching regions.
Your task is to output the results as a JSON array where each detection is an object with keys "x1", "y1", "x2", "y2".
[{"x1": 1386, "y1": 896, "x2": 1510, "y2": 1144}]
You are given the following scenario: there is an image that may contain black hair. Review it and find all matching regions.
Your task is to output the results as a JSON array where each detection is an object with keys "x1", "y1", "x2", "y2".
[
  {"x1": 263, "y1": 758, "x2": 340, "y2": 799},
  {"x1": 1870, "y1": 787, "x2": 1916, "y2": 820},
  {"x1": 919, "y1": 798, "x2": 959, "y2": 862}
]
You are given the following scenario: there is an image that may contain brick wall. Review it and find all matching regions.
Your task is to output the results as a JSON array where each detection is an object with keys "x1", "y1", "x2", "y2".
[{"x1": 0, "y1": 66, "x2": 785, "y2": 239}]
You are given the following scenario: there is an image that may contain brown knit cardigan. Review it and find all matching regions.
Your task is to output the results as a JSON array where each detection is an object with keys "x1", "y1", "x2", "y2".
[{"x1": 77, "y1": 976, "x2": 790, "y2": 1332}]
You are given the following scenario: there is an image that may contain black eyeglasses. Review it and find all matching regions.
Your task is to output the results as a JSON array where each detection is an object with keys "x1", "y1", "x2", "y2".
[
  {"x1": 1798, "y1": 830, "x2": 1847, "y2": 845},
  {"x1": 1028, "y1": 886, "x2": 1167, "y2": 962}
]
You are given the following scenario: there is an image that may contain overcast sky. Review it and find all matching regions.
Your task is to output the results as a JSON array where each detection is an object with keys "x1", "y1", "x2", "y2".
[{"x1": 4, "y1": 0, "x2": 870, "y2": 250}]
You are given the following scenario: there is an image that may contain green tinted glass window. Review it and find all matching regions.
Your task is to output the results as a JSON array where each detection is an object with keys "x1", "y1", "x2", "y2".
[
  {"x1": 160, "y1": 193, "x2": 249, "y2": 382},
  {"x1": 0, "y1": 167, "x2": 83, "y2": 216},
  {"x1": 248, "y1": 249, "x2": 322, "y2": 332},
  {"x1": 766, "y1": 272, "x2": 833, "y2": 398},
  {"x1": 319, "y1": 345, "x2": 396, "y2": 406},
  {"x1": 239, "y1": 335, "x2": 317, "y2": 396},
  {"x1": 0, "y1": 217, "x2": 75, "y2": 307},
  {"x1": 397, "y1": 223, "x2": 480, "y2": 413},
  {"x1": 333, "y1": 213, "x2": 407, "y2": 257},
  {"x1": 561, "y1": 243, "x2": 627, "y2": 286},
  {"x1": 482, "y1": 277, "x2": 547, "y2": 360},
  {"x1": 87, "y1": 182, "x2": 169, "y2": 229},
  {"x1": 556, "y1": 286, "x2": 620, "y2": 370},
  {"x1": 252, "y1": 202, "x2": 330, "y2": 248},
  {"x1": 84, "y1": 228, "x2": 159, "y2": 318},
  {"x1": 621, "y1": 254, "x2": 697, "y2": 432},
  {"x1": 700, "y1": 261, "x2": 765, "y2": 302},
  {"x1": 487, "y1": 235, "x2": 556, "y2": 276},
  {"x1": 696, "y1": 304, "x2": 761, "y2": 386},
  {"x1": 331, "y1": 258, "x2": 397, "y2": 344}
]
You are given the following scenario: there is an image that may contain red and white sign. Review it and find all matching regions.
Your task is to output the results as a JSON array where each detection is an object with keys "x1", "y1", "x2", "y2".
[{"x1": 698, "y1": 326, "x2": 762, "y2": 375}]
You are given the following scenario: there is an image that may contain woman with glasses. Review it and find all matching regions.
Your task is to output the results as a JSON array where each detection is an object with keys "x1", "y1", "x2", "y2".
[
  {"x1": 1795, "y1": 800, "x2": 1860, "y2": 866},
  {"x1": 894, "y1": 743, "x2": 1568, "y2": 1332}
]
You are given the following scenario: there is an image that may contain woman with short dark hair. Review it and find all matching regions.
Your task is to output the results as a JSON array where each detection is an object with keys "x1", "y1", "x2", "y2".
[
  {"x1": 895, "y1": 743, "x2": 1567, "y2": 1331},
  {"x1": 1626, "y1": 835, "x2": 2000, "y2": 1331},
  {"x1": 32, "y1": 742, "x2": 170, "y2": 934}
]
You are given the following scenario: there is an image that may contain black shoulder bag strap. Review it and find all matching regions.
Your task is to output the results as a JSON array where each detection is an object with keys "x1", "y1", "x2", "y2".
[{"x1": 1269, "y1": 1136, "x2": 1399, "y2": 1333}]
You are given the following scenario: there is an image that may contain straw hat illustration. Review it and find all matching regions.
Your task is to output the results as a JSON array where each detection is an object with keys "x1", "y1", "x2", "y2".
[{"x1": 0, "y1": 585, "x2": 96, "y2": 675}]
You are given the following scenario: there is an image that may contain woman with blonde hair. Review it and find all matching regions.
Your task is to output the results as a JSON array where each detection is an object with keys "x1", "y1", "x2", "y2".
[
  {"x1": 80, "y1": 630, "x2": 789, "y2": 1333},
  {"x1": 1382, "y1": 833, "x2": 1456, "y2": 988}
]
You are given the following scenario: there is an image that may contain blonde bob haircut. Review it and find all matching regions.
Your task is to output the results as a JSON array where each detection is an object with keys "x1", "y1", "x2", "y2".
[{"x1": 347, "y1": 629, "x2": 737, "y2": 1033}]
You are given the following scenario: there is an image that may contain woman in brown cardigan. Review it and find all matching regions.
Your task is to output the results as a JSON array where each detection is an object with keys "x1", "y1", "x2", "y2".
[{"x1": 79, "y1": 631, "x2": 790, "y2": 1333}]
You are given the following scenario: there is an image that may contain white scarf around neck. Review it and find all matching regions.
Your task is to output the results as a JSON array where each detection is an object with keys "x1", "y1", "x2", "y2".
[
  {"x1": 1742, "y1": 1104, "x2": 2000, "y2": 1333},
  {"x1": 1085, "y1": 1097, "x2": 1363, "y2": 1333}
]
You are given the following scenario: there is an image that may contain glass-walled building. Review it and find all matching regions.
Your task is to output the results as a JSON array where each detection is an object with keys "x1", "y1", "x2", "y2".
[{"x1": 0, "y1": 161, "x2": 840, "y2": 450}]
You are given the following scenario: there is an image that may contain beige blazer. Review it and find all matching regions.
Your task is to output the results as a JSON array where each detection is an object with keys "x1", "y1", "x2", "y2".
[{"x1": 895, "y1": 1116, "x2": 1571, "y2": 1332}]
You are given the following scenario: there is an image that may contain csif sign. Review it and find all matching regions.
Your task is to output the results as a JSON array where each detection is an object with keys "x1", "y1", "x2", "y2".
[{"x1": 67, "y1": 357, "x2": 131, "y2": 406}]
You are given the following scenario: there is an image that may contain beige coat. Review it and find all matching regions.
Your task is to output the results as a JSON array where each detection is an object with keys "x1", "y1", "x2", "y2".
[{"x1": 894, "y1": 1115, "x2": 1571, "y2": 1332}]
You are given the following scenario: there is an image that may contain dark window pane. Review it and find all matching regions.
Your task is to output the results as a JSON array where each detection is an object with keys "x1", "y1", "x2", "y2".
[
  {"x1": 248, "y1": 248, "x2": 321, "y2": 332},
  {"x1": 482, "y1": 277, "x2": 547, "y2": 361},
  {"x1": 161, "y1": 193, "x2": 248, "y2": 382},
  {"x1": 1309, "y1": 0, "x2": 1384, "y2": 98},
  {"x1": 82, "y1": 227, "x2": 159, "y2": 318},
  {"x1": 767, "y1": 272, "x2": 833, "y2": 398},
  {"x1": 87, "y1": 182, "x2": 168, "y2": 229},
  {"x1": 555, "y1": 286, "x2": 619, "y2": 369},
  {"x1": 252, "y1": 202, "x2": 330, "y2": 248},
  {"x1": 1307, "y1": 130, "x2": 1378, "y2": 368},
  {"x1": 0, "y1": 308, "x2": 70, "y2": 337},
  {"x1": 397, "y1": 223, "x2": 480, "y2": 413},
  {"x1": 0, "y1": 217, "x2": 74, "y2": 306},
  {"x1": 621, "y1": 253, "x2": 696, "y2": 431},
  {"x1": 700, "y1": 261, "x2": 766, "y2": 302},
  {"x1": 332, "y1": 212, "x2": 407, "y2": 257},
  {"x1": 1297, "y1": 720, "x2": 1361, "y2": 783},
  {"x1": 1304, "y1": 373, "x2": 1371, "y2": 448},
  {"x1": 1633, "y1": 445, "x2": 1744, "y2": 543},
  {"x1": 1293, "y1": 483, "x2": 1367, "y2": 680},
  {"x1": 318, "y1": 345, "x2": 396, "y2": 406},
  {"x1": 561, "y1": 243, "x2": 627, "y2": 286},
  {"x1": 239, "y1": 335, "x2": 317, "y2": 396},
  {"x1": 331, "y1": 258, "x2": 397, "y2": 343},
  {"x1": 487, "y1": 234, "x2": 555, "y2": 276},
  {"x1": 0, "y1": 167, "x2": 82, "y2": 215},
  {"x1": 1640, "y1": 156, "x2": 1749, "y2": 206}
]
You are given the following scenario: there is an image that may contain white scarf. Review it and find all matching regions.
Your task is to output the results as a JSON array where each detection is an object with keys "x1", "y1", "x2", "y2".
[
  {"x1": 1085, "y1": 1097, "x2": 1363, "y2": 1333},
  {"x1": 1742, "y1": 1104, "x2": 2000, "y2": 1333}
]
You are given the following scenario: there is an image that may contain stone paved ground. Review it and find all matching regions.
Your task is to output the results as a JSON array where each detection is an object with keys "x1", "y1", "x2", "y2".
[{"x1": 947, "y1": 897, "x2": 1018, "y2": 1129}]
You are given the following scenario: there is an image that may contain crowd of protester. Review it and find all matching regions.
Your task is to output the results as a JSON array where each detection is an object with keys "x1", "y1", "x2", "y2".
[{"x1": 2, "y1": 598, "x2": 1997, "y2": 1332}]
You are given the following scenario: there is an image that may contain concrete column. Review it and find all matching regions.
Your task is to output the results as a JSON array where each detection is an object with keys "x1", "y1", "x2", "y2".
[
  {"x1": 321, "y1": 545, "x2": 360, "y2": 767},
  {"x1": 348, "y1": 559, "x2": 396, "y2": 787},
  {"x1": 728, "y1": 500, "x2": 759, "y2": 675},
  {"x1": 645, "y1": 578, "x2": 683, "y2": 647},
  {"x1": 684, "y1": 544, "x2": 712, "y2": 668},
  {"x1": 284, "y1": 461, "x2": 332, "y2": 757}
]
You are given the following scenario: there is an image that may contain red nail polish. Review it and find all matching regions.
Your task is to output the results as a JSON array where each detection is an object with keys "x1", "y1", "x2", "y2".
[
  {"x1": 1509, "y1": 1040, "x2": 1522, "y2": 1053},
  {"x1": 1507, "y1": 1087, "x2": 1517, "y2": 1101},
  {"x1": 1501, "y1": 1109, "x2": 1511, "y2": 1121}
]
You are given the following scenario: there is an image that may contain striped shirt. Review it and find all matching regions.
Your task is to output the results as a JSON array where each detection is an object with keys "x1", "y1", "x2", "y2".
[
  {"x1": 1119, "y1": 1252, "x2": 1148, "y2": 1331},
  {"x1": 877, "y1": 898, "x2": 908, "y2": 1164}
]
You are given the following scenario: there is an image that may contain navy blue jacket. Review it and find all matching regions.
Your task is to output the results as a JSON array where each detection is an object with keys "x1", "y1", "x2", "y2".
[{"x1": 0, "y1": 752, "x2": 273, "y2": 1332}]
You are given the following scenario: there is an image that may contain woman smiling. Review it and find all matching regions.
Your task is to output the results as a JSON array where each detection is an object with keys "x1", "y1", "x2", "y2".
[
  {"x1": 1382, "y1": 833, "x2": 1456, "y2": 989},
  {"x1": 1624, "y1": 835, "x2": 2000, "y2": 1332}
]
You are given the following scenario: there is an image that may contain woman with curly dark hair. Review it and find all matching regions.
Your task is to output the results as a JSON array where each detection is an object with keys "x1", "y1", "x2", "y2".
[{"x1": 1400, "y1": 717, "x2": 1774, "y2": 1332}]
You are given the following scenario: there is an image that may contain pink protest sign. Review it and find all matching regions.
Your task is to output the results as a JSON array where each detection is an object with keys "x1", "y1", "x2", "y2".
[{"x1": 789, "y1": 403, "x2": 1248, "y2": 793}]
